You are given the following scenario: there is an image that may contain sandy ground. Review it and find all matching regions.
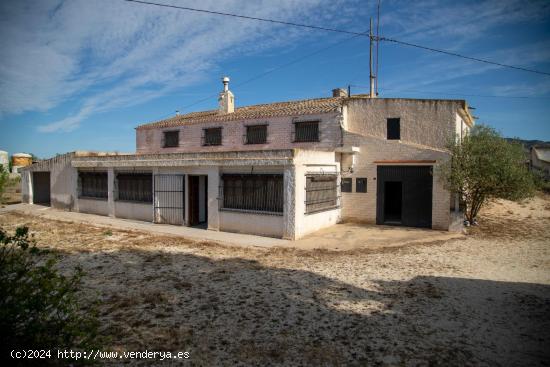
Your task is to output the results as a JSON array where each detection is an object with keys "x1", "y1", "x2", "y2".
[{"x1": 1, "y1": 194, "x2": 549, "y2": 366}]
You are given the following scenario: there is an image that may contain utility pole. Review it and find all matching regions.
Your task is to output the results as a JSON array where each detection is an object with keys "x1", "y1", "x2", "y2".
[{"x1": 369, "y1": 18, "x2": 375, "y2": 98}]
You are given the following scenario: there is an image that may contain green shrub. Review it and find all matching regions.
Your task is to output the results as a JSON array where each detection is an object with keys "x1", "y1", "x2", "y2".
[
  {"x1": 0, "y1": 226, "x2": 103, "y2": 365},
  {"x1": 0, "y1": 165, "x2": 8, "y2": 204}
]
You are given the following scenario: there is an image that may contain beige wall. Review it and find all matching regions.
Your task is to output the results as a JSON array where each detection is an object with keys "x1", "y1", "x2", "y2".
[
  {"x1": 340, "y1": 132, "x2": 451, "y2": 230},
  {"x1": 345, "y1": 98, "x2": 462, "y2": 150},
  {"x1": 115, "y1": 201, "x2": 153, "y2": 222},
  {"x1": 78, "y1": 198, "x2": 109, "y2": 216},
  {"x1": 219, "y1": 211, "x2": 284, "y2": 238},
  {"x1": 136, "y1": 112, "x2": 342, "y2": 154}
]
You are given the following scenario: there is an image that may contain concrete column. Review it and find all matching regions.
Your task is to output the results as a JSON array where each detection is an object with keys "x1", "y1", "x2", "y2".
[
  {"x1": 70, "y1": 167, "x2": 79, "y2": 212},
  {"x1": 24, "y1": 170, "x2": 33, "y2": 204},
  {"x1": 152, "y1": 167, "x2": 159, "y2": 223},
  {"x1": 207, "y1": 166, "x2": 220, "y2": 231},
  {"x1": 282, "y1": 164, "x2": 297, "y2": 240},
  {"x1": 107, "y1": 168, "x2": 115, "y2": 217}
]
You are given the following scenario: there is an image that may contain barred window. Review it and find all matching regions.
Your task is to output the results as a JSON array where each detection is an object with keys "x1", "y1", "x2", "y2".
[
  {"x1": 294, "y1": 121, "x2": 319, "y2": 142},
  {"x1": 222, "y1": 174, "x2": 283, "y2": 214},
  {"x1": 245, "y1": 124, "x2": 267, "y2": 144},
  {"x1": 79, "y1": 172, "x2": 108, "y2": 199},
  {"x1": 356, "y1": 177, "x2": 367, "y2": 193},
  {"x1": 203, "y1": 127, "x2": 222, "y2": 146},
  {"x1": 117, "y1": 173, "x2": 152, "y2": 203},
  {"x1": 305, "y1": 174, "x2": 338, "y2": 214},
  {"x1": 341, "y1": 177, "x2": 352, "y2": 193},
  {"x1": 163, "y1": 130, "x2": 179, "y2": 148}
]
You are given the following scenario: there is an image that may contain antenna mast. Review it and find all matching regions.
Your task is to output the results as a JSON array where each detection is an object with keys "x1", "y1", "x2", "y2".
[{"x1": 369, "y1": 18, "x2": 375, "y2": 98}]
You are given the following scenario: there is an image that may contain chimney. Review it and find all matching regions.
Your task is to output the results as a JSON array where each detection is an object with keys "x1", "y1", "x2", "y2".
[
  {"x1": 218, "y1": 76, "x2": 234, "y2": 114},
  {"x1": 332, "y1": 88, "x2": 348, "y2": 97}
]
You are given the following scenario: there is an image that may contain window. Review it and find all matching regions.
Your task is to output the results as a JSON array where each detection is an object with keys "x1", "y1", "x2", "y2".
[
  {"x1": 79, "y1": 172, "x2": 108, "y2": 199},
  {"x1": 163, "y1": 130, "x2": 179, "y2": 148},
  {"x1": 294, "y1": 121, "x2": 319, "y2": 142},
  {"x1": 387, "y1": 118, "x2": 400, "y2": 140},
  {"x1": 222, "y1": 174, "x2": 283, "y2": 214},
  {"x1": 203, "y1": 127, "x2": 222, "y2": 146},
  {"x1": 341, "y1": 177, "x2": 352, "y2": 193},
  {"x1": 117, "y1": 173, "x2": 152, "y2": 203},
  {"x1": 305, "y1": 174, "x2": 338, "y2": 214},
  {"x1": 356, "y1": 177, "x2": 367, "y2": 193},
  {"x1": 245, "y1": 124, "x2": 267, "y2": 144}
]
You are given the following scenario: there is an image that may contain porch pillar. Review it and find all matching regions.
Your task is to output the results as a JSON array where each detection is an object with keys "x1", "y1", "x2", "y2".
[
  {"x1": 282, "y1": 164, "x2": 297, "y2": 240},
  {"x1": 207, "y1": 166, "x2": 220, "y2": 231},
  {"x1": 107, "y1": 168, "x2": 115, "y2": 217}
]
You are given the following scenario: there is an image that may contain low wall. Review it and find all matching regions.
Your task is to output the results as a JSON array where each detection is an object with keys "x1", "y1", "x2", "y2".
[
  {"x1": 219, "y1": 210, "x2": 284, "y2": 238},
  {"x1": 78, "y1": 198, "x2": 109, "y2": 216},
  {"x1": 298, "y1": 208, "x2": 341, "y2": 238},
  {"x1": 115, "y1": 201, "x2": 153, "y2": 222}
]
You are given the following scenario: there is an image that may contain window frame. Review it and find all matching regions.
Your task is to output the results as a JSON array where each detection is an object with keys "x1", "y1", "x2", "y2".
[
  {"x1": 116, "y1": 172, "x2": 153, "y2": 203},
  {"x1": 293, "y1": 120, "x2": 320, "y2": 143},
  {"x1": 305, "y1": 173, "x2": 339, "y2": 214},
  {"x1": 245, "y1": 124, "x2": 268, "y2": 145},
  {"x1": 162, "y1": 130, "x2": 180, "y2": 148},
  {"x1": 356, "y1": 177, "x2": 368, "y2": 193},
  {"x1": 202, "y1": 127, "x2": 223, "y2": 146},
  {"x1": 387, "y1": 118, "x2": 401, "y2": 140},
  {"x1": 78, "y1": 171, "x2": 108, "y2": 200},
  {"x1": 220, "y1": 174, "x2": 284, "y2": 215}
]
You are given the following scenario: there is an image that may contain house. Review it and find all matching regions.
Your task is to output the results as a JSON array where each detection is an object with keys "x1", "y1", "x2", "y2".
[
  {"x1": 530, "y1": 145, "x2": 550, "y2": 180},
  {"x1": 20, "y1": 77, "x2": 474, "y2": 239}
]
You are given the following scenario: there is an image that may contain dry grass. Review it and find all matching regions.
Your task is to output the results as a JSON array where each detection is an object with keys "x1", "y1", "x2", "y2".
[{"x1": 1, "y1": 195, "x2": 549, "y2": 366}]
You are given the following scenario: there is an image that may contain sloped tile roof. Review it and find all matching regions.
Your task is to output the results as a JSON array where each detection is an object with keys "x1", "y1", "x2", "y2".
[{"x1": 136, "y1": 96, "x2": 344, "y2": 130}]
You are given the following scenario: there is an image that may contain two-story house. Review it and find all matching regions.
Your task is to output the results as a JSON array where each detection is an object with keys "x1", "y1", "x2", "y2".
[{"x1": 21, "y1": 77, "x2": 473, "y2": 239}]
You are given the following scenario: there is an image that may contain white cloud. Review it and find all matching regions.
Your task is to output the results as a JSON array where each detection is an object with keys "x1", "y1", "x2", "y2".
[{"x1": 1, "y1": 0, "x2": 348, "y2": 132}]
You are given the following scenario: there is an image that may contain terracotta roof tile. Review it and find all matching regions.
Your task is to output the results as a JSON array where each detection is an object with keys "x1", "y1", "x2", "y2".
[{"x1": 136, "y1": 96, "x2": 344, "y2": 130}]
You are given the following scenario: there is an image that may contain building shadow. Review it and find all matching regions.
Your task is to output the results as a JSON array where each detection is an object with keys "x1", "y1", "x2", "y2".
[{"x1": 56, "y1": 248, "x2": 549, "y2": 366}]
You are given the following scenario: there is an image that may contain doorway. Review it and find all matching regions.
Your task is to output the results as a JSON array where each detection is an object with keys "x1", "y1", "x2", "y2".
[
  {"x1": 32, "y1": 171, "x2": 51, "y2": 206},
  {"x1": 383, "y1": 181, "x2": 402, "y2": 223},
  {"x1": 188, "y1": 175, "x2": 208, "y2": 227}
]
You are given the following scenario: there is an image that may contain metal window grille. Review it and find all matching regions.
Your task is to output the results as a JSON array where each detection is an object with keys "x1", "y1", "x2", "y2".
[
  {"x1": 387, "y1": 118, "x2": 400, "y2": 140},
  {"x1": 202, "y1": 127, "x2": 222, "y2": 146},
  {"x1": 293, "y1": 121, "x2": 319, "y2": 142},
  {"x1": 341, "y1": 177, "x2": 352, "y2": 193},
  {"x1": 356, "y1": 177, "x2": 367, "y2": 193},
  {"x1": 79, "y1": 172, "x2": 108, "y2": 199},
  {"x1": 305, "y1": 174, "x2": 338, "y2": 214},
  {"x1": 221, "y1": 174, "x2": 283, "y2": 213},
  {"x1": 117, "y1": 173, "x2": 153, "y2": 203},
  {"x1": 163, "y1": 130, "x2": 179, "y2": 148},
  {"x1": 245, "y1": 124, "x2": 267, "y2": 144},
  {"x1": 154, "y1": 174, "x2": 185, "y2": 225}
]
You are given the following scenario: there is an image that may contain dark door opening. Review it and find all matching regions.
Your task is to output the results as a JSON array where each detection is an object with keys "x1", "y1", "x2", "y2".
[
  {"x1": 32, "y1": 172, "x2": 51, "y2": 206},
  {"x1": 376, "y1": 166, "x2": 433, "y2": 228},
  {"x1": 188, "y1": 175, "x2": 208, "y2": 228},
  {"x1": 384, "y1": 181, "x2": 402, "y2": 223}
]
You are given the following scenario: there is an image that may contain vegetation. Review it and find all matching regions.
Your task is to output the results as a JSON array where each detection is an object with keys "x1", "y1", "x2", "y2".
[
  {"x1": 0, "y1": 165, "x2": 9, "y2": 204},
  {"x1": 0, "y1": 226, "x2": 102, "y2": 365},
  {"x1": 440, "y1": 124, "x2": 535, "y2": 223}
]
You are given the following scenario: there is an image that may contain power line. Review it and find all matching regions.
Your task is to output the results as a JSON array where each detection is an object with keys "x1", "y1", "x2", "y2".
[
  {"x1": 121, "y1": 0, "x2": 550, "y2": 77},
  {"x1": 155, "y1": 29, "x2": 367, "y2": 120},
  {"x1": 350, "y1": 85, "x2": 550, "y2": 99},
  {"x1": 379, "y1": 37, "x2": 550, "y2": 76},
  {"x1": 123, "y1": 0, "x2": 368, "y2": 36}
]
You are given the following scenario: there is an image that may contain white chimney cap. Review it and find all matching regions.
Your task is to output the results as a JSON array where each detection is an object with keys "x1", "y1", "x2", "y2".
[{"x1": 222, "y1": 76, "x2": 230, "y2": 83}]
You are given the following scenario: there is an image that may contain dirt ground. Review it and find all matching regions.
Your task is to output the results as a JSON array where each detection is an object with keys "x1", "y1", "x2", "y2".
[{"x1": 1, "y1": 194, "x2": 549, "y2": 366}]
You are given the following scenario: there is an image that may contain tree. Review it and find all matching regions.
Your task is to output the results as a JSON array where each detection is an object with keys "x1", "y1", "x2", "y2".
[
  {"x1": 0, "y1": 165, "x2": 8, "y2": 204},
  {"x1": 440, "y1": 124, "x2": 535, "y2": 223},
  {"x1": 0, "y1": 226, "x2": 103, "y2": 365}
]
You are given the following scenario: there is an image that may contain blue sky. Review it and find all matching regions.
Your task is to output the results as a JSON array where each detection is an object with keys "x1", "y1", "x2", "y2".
[{"x1": 1, "y1": 0, "x2": 549, "y2": 158}]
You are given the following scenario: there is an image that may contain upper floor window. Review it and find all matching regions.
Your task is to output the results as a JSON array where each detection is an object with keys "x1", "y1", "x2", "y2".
[
  {"x1": 163, "y1": 130, "x2": 179, "y2": 148},
  {"x1": 294, "y1": 121, "x2": 319, "y2": 142},
  {"x1": 387, "y1": 118, "x2": 400, "y2": 140},
  {"x1": 245, "y1": 124, "x2": 267, "y2": 144},
  {"x1": 202, "y1": 127, "x2": 222, "y2": 146}
]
